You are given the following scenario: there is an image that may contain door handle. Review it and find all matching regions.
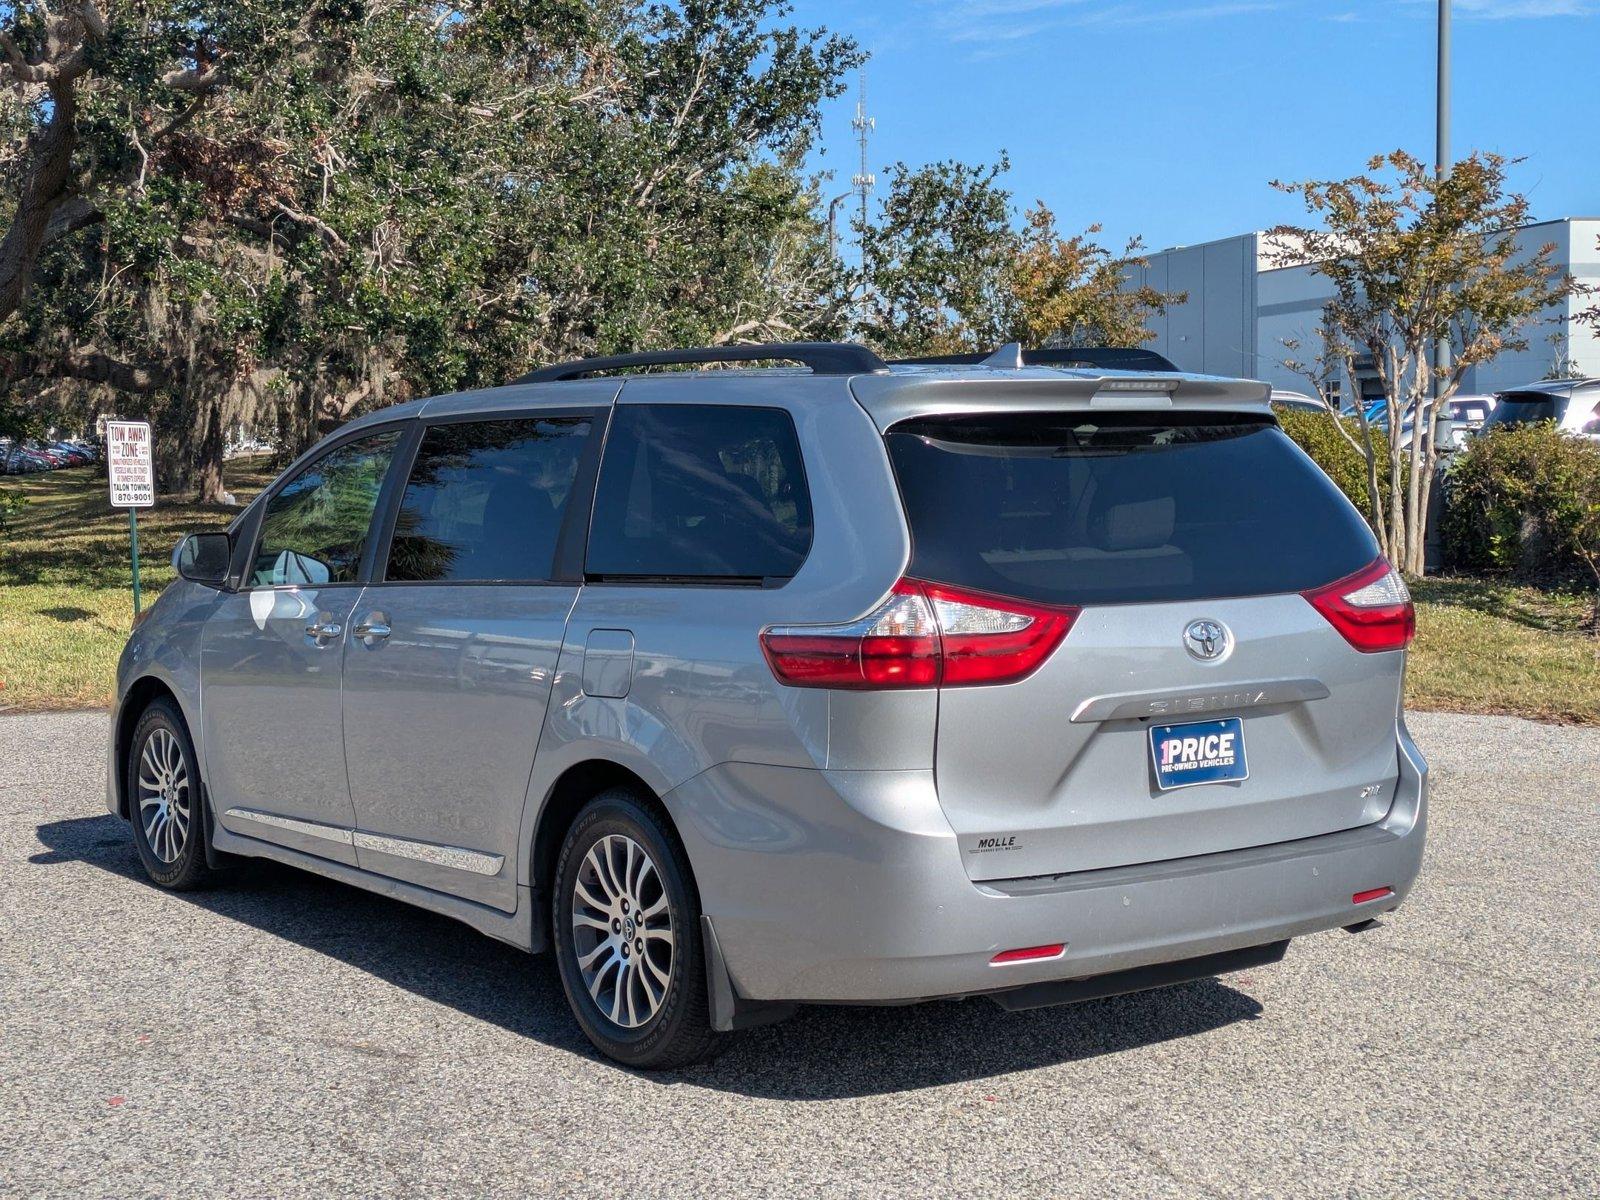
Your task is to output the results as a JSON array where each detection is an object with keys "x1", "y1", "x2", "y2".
[
  {"x1": 305, "y1": 615, "x2": 343, "y2": 641},
  {"x1": 353, "y1": 614, "x2": 391, "y2": 645}
]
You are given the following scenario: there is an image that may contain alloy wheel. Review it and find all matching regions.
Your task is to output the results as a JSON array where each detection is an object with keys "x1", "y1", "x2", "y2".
[
  {"x1": 137, "y1": 727, "x2": 191, "y2": 864},
  {"x1": 571, "y1": 834, "x2": 674, "y2": 1029}
]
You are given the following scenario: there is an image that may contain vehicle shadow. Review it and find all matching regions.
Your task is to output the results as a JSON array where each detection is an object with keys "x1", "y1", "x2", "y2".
[{"x1": 34, "y1": 813, "x2": 1266, "y2": 1099}]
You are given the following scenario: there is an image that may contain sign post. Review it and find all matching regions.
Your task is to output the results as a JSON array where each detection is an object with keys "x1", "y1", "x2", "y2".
[{"x1": 106, "y1": 421, "x2": 155, "y2": 614}]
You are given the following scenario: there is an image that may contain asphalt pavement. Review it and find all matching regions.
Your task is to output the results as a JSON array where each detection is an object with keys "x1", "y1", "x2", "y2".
[{"x1": 1, "y1": 709, "x2": 1596, "y2": 1198}]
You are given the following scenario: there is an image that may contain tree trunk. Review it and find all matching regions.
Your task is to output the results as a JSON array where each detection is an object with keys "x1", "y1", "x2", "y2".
[
  {"x1": 193, "y1": 397, "x2": 228, "y2": 504},
  {"x1": 1402, "y1": 358, "x2": 1433, "y2": 576},
  {"x1": 0, "y1": 84, "x2": 79, "y2": 323}
]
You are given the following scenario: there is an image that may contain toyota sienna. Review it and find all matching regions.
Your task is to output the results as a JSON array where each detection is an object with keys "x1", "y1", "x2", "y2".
[{"x1": 108, "y1": 341, "x2": 1427, "y2": 1068}]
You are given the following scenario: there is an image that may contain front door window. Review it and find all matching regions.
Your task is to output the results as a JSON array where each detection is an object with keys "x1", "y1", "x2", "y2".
[{"x1": 251, "y1": 430, "x2": 401, "y2": 587}]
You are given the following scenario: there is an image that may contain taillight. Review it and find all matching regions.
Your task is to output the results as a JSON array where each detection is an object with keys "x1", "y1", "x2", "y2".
[
  {"x1": 760, "y1": 578, "x2": 1078, "y2": 690},
  {"x1": 1302, "y1": 558, "x2": 1415, "y2": 653}
]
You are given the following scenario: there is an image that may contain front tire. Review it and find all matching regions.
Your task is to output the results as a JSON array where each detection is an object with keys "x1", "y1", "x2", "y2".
[
  {"x1": 552, "y1": 789, "x2": 719, "y2": 1069},
  {"x1": 127, "y1": 698, "x2": 214, "y2": 890}
]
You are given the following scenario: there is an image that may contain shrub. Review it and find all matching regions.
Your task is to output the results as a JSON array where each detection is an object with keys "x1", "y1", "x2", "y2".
[
  {"x1": 1444, "y1": 424, "x2": 1600, "y2": 626},
  {"x1": 0, "y1": 487, "x2": 21, "y2": 532},
  {"x1": 1274, "y1": 405, "x2": 1395, "y2": 528}
]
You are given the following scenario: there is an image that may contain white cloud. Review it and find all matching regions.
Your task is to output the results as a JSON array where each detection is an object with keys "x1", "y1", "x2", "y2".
[
  {"x1": 930, "y1": 0, "x2": 1285, "y2": 41},
  {"x1": 1399, "y1": 0, "x2": 1597, "y2": 15},
  {"x1": 1452, "y1": 0, "x2": 1596, "y2": 15},
  {"x1": 929, "y1": 0, "x2": 1597, "y2": 44}
]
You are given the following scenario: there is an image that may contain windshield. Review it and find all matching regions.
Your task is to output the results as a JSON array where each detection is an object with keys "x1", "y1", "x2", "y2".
[{"x1": 885, "y1": 412, "x2": 1378, "y2": 606}]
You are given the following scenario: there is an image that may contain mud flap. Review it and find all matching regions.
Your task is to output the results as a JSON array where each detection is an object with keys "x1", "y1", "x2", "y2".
[
  {"x1": 200, "y1": 785, "x2": 238, "y2": 871},
  {"x1": 701, "y1": 915, "x2": 797, "y2": 1033}
]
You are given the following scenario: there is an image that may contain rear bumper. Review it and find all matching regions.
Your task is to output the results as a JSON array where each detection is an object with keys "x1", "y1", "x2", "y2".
[{"x1": 667, "y1": 719, "x2": 1427, "y2": 1008}]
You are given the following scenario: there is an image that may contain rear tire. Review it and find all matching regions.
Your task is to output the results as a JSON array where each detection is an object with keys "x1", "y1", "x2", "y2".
[
  {"x1": 127, "y1": 698, "x2": 215, "y2": 891},
  {"x1": 552, "y1": 789, "x2": 719, "y2": 1069}
]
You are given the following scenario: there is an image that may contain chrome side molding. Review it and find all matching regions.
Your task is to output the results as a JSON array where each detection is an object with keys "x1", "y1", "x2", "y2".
[
  {"x1": 223, "y1": 808, "x2": 504, "y2": 876},
  {"x1": 224, "y1": 807, "x2": 354, "y2": 845},
  {"x1": 352, "y1": 831, "x2": 505, "y2": 877}
]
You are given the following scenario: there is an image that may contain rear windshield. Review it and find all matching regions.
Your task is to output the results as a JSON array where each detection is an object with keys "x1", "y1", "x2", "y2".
[
  {"x1": 1484, "y1": 393, "x2": 1568, "y2": 431},
  {"x1": 885, "y1": 412, "x2": 1378, "y2": 606}
]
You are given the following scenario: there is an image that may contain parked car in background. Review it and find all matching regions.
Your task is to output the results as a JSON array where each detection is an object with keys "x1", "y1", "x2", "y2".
[
  {"x1": 1, "y1": 435, "x2": 102, "y2": 474},
  {"x1": 1446, "y1": 396, "x2": 1494, "y2": 437},
  {"x1": 1483, "y1": 378, "x2": 1600, "y2": 440},
  {"x1": 1336, "y1": 398, "x2": 1488, "y2": 452},
  {"x1": 109, "y1": 340, "x2": 1428, "y2": 1069},
  {"x1": 1269, "y1": 389, "x2": 1329, "y2": 413},
  {"x1": 48, "y1": 442, "x2": 93, "y2": 467},
  {"x1": 4, "y1": 444, "x2": 52, "y2": 474},
  {"x1": 225, "y1": 434, "x2": 276, "y2": 460}
]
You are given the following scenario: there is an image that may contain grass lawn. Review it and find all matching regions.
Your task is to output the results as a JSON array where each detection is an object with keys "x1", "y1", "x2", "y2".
[
  {"x1": 1409, "y1": 577, "x2": 1599, "y2": 725},
  {"x1": 3, "y1": 464, "x2": 1597, "y2": 722},
  {"x1": 1, "y1": 459, "x2": 275, "y2": 711}
]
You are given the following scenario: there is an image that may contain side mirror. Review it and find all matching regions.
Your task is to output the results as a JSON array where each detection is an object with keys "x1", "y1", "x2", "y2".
[{"x1": 173, "y1": 532, "x2": 232, "y2": 588}]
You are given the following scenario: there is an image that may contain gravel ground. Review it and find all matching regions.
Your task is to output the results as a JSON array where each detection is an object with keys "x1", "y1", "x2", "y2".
[{"x1": 2, "y1": 709, "x2": 1596, "y2": 1199}]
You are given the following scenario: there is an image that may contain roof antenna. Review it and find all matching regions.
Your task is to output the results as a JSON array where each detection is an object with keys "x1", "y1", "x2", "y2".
[{"x1": 981, "y1": 343, "x2": 1025, "y2": 369}]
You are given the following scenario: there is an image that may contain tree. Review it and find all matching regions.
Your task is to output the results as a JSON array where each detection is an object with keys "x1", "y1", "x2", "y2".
[
  {"x1": 0, "y1": 0, "x2": 107, "y2": 323},
  {"x1": 1279, "y1": 314, "x2": 1391, "y2": 533},
  {"x1": 1267, "y1": 151, "x2": 1583, "y2": 575},
  {"x1": 0, "y1": 0, "x2": 228, "y2": 324},
  {"x1": 855, "y1": 155, "x2": 1182, "y2": 359},
  {"x1": 0, "y1": 388, "x2": 39, "y2": 526},
  {"x1": 2, "y1": 1, "x2": 862, "y2": 500},
  {"x1": 855, "y1": 157, "x2": 1016, "y2": 358},
  {"x1": 1010, "y1": 205, "x2": 1178, "y2": 349}
]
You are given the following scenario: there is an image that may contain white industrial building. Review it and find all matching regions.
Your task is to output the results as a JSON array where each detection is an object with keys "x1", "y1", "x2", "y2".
[{"x1": 1130, "y1": 218, "x2": 1600, "y2": 402}]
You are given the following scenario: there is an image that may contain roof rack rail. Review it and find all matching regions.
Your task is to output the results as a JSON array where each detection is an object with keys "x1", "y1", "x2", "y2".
[
  {"x1": 890, "y1": 346, "x2": 1179, "y2": 373},
  {"x1": 517, "y1": 341, "x2": 888, "y2": 383}
]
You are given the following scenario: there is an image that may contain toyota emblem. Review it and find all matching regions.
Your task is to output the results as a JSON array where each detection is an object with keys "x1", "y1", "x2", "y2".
[{"x1": 1183, "y1": 619, "x2": 1230, "y2": 661}]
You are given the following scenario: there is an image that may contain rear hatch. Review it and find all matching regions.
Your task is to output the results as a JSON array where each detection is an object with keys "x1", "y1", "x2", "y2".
[
  {"x1": 1484, "y1": 391, "x2": 1570, "y2": 432},
  {"x1": 884, "y1": 409, "x2": 1408, "y2": 882}
]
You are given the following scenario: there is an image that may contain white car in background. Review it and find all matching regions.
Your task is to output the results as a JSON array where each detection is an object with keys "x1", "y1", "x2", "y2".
[
  {"x1": 1445, "y1": 395, "x2": 1494, "y2": 438},
  {"x1": 1483, "y1": 378, "x2": 1600, "y2": 440},
  {"x1": 1269, "y1": 389, "x2": 1331, "y2": 414}
]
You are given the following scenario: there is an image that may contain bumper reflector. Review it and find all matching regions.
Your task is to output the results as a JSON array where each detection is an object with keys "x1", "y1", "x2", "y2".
[
  {"x1": 990, "y1": 943, "x2": 1066, "y2": 965},
  {"x1": 1352, "y1": 886, "x2": 1394, "y2": 905}
]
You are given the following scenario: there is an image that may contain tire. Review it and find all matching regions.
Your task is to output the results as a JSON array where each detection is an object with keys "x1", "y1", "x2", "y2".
[
  {"x1": 552, "y1": 788, "x2": 719, "y2": 1069},
  {"x1": 127, "y1": 698, "x2": 215, "y2": 891}
]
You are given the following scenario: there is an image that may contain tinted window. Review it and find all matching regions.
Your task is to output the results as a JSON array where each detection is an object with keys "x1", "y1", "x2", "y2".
[
  {"x1": 886, "y1": 413, "x2": 1378, "y2": 606},
  {"x1": 1484, "y1": 393, "x2": 1568, "y2": 431},
  {"x1": 385, "y1": 417, "x2": 591, "y2": 583},
  {"x1": 587, "y1": 405, "x2": 812, "y2": 581},
  {"x1": 251, "y1": 430, "x2": 401, "y2": 587}
]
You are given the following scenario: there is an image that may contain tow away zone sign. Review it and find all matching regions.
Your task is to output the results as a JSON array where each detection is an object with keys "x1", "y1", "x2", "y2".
[{"x1": 107, "y1": 420, "x2": 155, "y2": 508}]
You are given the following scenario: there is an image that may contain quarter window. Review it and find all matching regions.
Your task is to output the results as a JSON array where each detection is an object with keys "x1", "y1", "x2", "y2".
[
  {"x1": 385, "y1": 417, "x2": 592, "y2": 583},
  {"x1": 251, "y1": 430, "x2": 401, "y2": 587},
  {"x1": 586, "y1": 404, "x2": 813, "y2": 582}
]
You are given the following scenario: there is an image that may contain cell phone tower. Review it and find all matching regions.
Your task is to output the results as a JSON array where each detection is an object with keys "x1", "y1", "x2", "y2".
[{"x1": 850, "y1": 70, "x2": 875, "y2": 275}]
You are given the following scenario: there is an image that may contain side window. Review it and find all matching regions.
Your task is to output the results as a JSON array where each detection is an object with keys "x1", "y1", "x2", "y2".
[
  {"x1": 587, "y1": 404, "x2": 813, "y2": 581},
  {"x1": 385, "y1": 417, "x2": 592, "y2": 583},
  {"x1": 251, "y1": 430, "x2": 401, "y2": 587}
]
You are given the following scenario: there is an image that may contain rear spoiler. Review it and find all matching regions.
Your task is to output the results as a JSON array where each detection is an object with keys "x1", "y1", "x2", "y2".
[
  {"x1": 891, "y1": 346, "x2": 1179, "y2": 372},
  {"x1": 850, "y1": 370, "x2": 1273, "y2": 432}
]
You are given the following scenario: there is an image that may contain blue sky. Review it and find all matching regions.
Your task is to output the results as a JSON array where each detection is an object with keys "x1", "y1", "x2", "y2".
[{"x1": 792, "y1": 0, "x2": 1600, "y2": 254}]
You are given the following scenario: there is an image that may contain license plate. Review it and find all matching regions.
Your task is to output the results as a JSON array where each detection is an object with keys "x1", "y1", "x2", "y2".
[{"x1": 1149, "y1": 717, "x2": 1248, "y2": 791}]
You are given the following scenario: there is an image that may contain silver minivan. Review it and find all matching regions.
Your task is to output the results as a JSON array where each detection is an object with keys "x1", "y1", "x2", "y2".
[{"x1": 109, "y1": 342, "x2": 1427, "y2": 1068}]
